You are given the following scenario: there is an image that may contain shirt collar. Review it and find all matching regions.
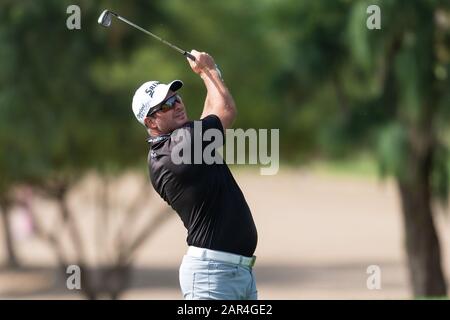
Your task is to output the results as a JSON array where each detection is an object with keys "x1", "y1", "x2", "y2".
[{"x1": 147, "y1": 133, "x2": 171, "y2": 147}]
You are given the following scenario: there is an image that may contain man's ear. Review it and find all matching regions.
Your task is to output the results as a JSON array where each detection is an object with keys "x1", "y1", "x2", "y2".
[{"x1": 144, "y1": 116, "x2": 156, "y2": 129}]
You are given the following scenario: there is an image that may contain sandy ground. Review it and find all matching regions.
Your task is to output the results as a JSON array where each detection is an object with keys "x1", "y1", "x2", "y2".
[{"x1": 0, "y1": 168, "x2": 449, "y2": 299}]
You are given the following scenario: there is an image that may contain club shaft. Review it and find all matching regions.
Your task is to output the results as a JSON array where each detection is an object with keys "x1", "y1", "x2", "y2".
[{"x1": 115, "y1": 15, "x2": 186, "y2": 55}]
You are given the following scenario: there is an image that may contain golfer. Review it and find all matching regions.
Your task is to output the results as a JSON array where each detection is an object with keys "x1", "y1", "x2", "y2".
[{"x1": 131, "y1": 50, "x2": 258, "y2": 300}]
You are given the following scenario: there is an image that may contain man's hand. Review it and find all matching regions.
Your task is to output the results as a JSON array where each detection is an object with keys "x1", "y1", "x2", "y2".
[{"x1": 187, "y1": 50, "x2": 218, "y2": 76}]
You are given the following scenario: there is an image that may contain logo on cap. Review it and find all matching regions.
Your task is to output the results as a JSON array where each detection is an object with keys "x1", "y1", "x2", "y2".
[
  {"x1": 145, "y1": 82, "x2": 160, "y2": 98},
  {"x1": 137, "y1": 102, "x2": 150, "y2": 120}
]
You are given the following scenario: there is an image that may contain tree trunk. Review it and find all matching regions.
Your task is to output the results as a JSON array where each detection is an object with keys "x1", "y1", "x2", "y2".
[
  {"x1": 397, "y1": 143, "x2": 447, "y2": 297},
  {"x1": 0, "y1": 201, "x2": 19, "y2": 269}
]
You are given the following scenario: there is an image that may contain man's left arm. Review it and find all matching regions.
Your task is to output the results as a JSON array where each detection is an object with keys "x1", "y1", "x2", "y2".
[{"x1": 187, "y1": 50, "x2": 237, "y2": 130}]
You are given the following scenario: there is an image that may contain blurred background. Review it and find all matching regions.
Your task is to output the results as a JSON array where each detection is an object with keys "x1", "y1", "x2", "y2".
[{"x1": 0, "y1": 0, "x2": 449, "y2": 299}]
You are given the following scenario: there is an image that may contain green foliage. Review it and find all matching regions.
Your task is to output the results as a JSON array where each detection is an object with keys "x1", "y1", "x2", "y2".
[
  {"x1": 431, "y1": 143, "x2": 449, "y2": 205},
  {"x1": 0, "y1": 0, "x2": 166, "y2": 192},
  {"x1": 0, "y1": 0, "x2": 449, "y2": 203},
  {"x1": 376, "y1": 123, "x2": 408, "y2": 179},
  {"x1": 268, "y1": 0, "x2": 450, "y2": 202}
]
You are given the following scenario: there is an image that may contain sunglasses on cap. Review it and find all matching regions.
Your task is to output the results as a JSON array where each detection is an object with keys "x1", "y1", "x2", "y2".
[{"x1": 147, "y1": 94, "x2": 181, "y2": 117}]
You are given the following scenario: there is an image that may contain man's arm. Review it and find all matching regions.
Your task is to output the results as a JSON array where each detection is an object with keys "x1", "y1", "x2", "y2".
[{"x1": 187, "y1": 50, "x2": 237, "y2": 130}]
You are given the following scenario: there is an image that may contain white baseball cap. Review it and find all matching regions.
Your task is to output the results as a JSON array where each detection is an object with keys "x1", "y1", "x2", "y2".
[{"x1": 132, "y1": 80, "x2": 183, "y2": 126}]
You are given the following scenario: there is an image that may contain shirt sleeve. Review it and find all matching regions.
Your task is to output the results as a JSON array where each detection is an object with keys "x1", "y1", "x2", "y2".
[
  {"x1": 201, "y1": 114, "x2": 224, "y2": 135},
  {"x1": 200, "y1": 114, "x2": 225, "y2": 146}
]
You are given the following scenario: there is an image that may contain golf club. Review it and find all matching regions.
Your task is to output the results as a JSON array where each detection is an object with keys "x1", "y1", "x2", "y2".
[{"x1": 98, "y1": 9, "x2": 196, "y2": 61}]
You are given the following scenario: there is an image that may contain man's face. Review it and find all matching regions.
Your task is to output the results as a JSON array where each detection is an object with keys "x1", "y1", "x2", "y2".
[{"x1": 145, "y1": 90, "x2": 189, "y2": 134}]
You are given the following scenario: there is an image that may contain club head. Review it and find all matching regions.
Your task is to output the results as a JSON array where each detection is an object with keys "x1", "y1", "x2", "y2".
[{"x1": 98, "y1": 10, "x2": 113, "y2": 27}]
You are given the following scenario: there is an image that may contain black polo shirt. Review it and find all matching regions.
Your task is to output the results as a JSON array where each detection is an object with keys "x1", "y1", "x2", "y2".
[{"x1": 147, "y1": 114, "x2": 257, "y2": 257}]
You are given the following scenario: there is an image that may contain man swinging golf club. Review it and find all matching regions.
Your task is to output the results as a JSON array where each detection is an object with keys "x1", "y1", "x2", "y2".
[{"x1": 131, "y1": 50, "x2": 258, "y2": 300}]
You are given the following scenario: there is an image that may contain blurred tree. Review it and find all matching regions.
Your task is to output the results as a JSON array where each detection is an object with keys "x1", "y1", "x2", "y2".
[
  {"x1": 15, "y1": 176, "x2": 172, "y2": 299},
  {"x1": 95, "y1": 0, "x2": 280, "y2": 131},
  {"x1": 1, "y1": 0, "x2": 448, "y2": 299},
  {"x1": 0, "y1": 197, "x2": 19, "y2": 268},
  {"x1": 0, "y1": 0, "x2": 172, "y2": 294},
  {"x1": 267, "y1": 0, "x2": 450, "y2": 297},
  {"x1": 368, "y1": 0, "x2": 449, "y2": 297}
]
